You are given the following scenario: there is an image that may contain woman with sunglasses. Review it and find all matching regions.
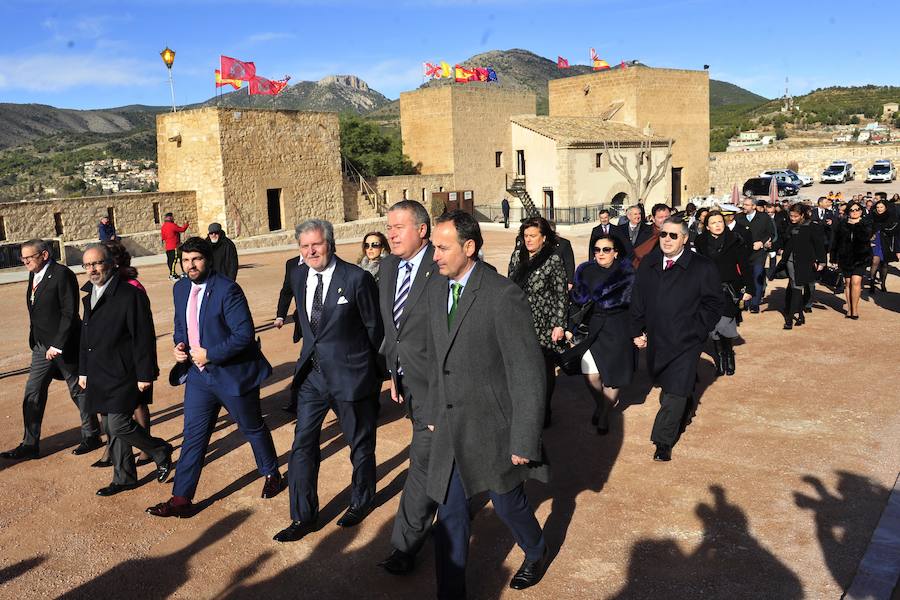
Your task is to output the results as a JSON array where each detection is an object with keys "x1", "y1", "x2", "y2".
[
  {"x1": 832, "y1": 202, "x2": 872, "y2": 319},
  {"x1": 773, "y1": 203, "x2": 826, "y2": 329},
  {"x1": 568, "y1": 233, "x2": 636, "y2": 434},
  {"x1": 508, "y1": 216, "x2": 568, "y2": 427},
  {"x1": 357, "y1": 231, "x2": 389, "y2": 283},
  {"x1": 694, "y1": 210, "x2": 754, "y2": 376}
]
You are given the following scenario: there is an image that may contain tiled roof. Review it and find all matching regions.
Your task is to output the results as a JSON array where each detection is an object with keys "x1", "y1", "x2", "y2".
[{"x1": 511, "y1": 115, "x2": 670, "y2": 145}]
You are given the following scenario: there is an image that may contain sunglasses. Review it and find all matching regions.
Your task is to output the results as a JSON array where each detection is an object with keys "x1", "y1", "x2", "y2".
[
  {"x1": 593, "y1": 246, "x2": 615, "y2": 254},
  {"x1": 659, "y1": 231, "x2": 682, "y2": 240},
  {"x1": 364, "y1": 242, "x2": 383, "y2": 249},
  {"x1": 849, "y1": 207, "x2": 862, "y2": 212}
]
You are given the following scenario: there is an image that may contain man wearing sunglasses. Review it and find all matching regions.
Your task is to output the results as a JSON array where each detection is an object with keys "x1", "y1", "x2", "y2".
[
  {"x1": 630, "y1": 218, "x2": 723, "y2": 462},
  {"x1": 1, "y1": 240, "x2": 102, "y2": 461}
]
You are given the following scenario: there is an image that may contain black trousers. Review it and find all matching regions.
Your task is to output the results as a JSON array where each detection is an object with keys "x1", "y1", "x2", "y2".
[
  {"x1": 650, "y1": 391, "x2": 693, "y2": 448},
  {"x1": 166, "y1": 249, "x2": 181, "y2": 277},
  {"x1": 288, "y1": 368, "x2": 378, "y2": 522},
  {"x1": 22, "y1": 345, "x2": 100, "y2": 448},
  {"x1": 105, "y1": 412, "x2": 169, "y2": 485},
  {"x1": 390, "y1": 418, "x2": 437, "y2": 555},
  {"x1": 434, "y1": 463, "x2": 545, "y2": 600}
]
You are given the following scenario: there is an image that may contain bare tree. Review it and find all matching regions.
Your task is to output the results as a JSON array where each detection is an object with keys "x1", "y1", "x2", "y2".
[{"x1": 602, "y1": 138, "x2": 673, "y2": 203}]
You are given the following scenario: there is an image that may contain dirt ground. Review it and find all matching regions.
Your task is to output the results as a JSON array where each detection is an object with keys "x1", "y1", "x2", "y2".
[{"x1": 0, "y1": 229, "x2": 897, "y2": 600}]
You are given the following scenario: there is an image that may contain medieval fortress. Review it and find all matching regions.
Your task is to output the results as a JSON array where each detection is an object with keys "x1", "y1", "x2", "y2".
[{"x1": 1, "y1": 65, "x2": 898, "y2": 263}]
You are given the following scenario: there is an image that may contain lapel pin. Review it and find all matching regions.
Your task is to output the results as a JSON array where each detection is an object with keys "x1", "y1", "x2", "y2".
[{"x1": 338, "y1": 287, "x2": 343, "y2": 295}]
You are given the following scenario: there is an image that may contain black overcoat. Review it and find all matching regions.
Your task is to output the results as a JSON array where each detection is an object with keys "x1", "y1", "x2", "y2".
[
  {"x1": 775, "y1": 222, "x2": 826, "y2": 285},
  {"x1": 630, "y1": 250, "x2": 724, "y2": 397},
  {"x1": 79, "y1": 275, "x2": 158, "y2": 414},
  {"x1": 831, "y1": 220, "x2": 873, "y2": 270},
  {"x1": 694, "y1": 229, "x2": 756, "y2": 319}
]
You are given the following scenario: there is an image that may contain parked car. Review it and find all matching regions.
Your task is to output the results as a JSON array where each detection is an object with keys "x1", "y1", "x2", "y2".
[
  {"x1": 743, "y1": 176, "x2": 799, "y2": 197},
  {"x1": 865, "y1": 160, "x2": 896, "y2": 183},
  {"x1": 760, "y1": 169, "x2": 814, "y2": 187},
  {"x1": 821, "y1": 161, "x2": 855, "y2": 183}
]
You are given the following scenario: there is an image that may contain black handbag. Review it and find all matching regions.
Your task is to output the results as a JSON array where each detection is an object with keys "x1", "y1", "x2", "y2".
[{"x1": 557, "y1": 301, "x2": 597, "y2": 376}]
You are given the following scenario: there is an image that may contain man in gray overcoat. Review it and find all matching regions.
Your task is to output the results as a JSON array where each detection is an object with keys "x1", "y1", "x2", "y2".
[{"x1": 425, "y1": 210, "x2": 550, "y2": 599}]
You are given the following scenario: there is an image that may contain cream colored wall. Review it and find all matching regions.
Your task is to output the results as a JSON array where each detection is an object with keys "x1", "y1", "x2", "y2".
[
  {"x1": 400, "y1": 87, "x2": 455, "y2": 175},
  {"x1": 511, "y1": 124, "x2": 559, "y2": 211}
]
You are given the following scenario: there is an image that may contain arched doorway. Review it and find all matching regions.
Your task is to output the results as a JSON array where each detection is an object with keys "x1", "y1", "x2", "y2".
[{"x1": 610, "y1": 191, "x2": 629, "y2": 207}]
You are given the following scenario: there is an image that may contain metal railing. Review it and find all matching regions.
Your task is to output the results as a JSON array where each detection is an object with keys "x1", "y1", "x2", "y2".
[
  {"x1": 475, "y1": 203, "x2": 622, "y2": 225},
  {"x1": 0, "y1": 239, "x2": 62, "y2": 270}
]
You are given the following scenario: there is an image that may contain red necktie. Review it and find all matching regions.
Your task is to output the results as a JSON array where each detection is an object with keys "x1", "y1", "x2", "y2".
[
  {"x1": 188, "y1": 286, "x2": 204, "y2": 371},
  {"x1": 665, "y1": 259, "x2": 674, "y2": 270}
]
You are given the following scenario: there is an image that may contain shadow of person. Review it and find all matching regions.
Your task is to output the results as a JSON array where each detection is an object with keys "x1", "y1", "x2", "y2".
[
  {"x1": 793, "y1": 471, "x2": 892, "y2": 590},
  {"x1": 0, "y1": 555, "x2": 46, "y2": 586},
  {"x1": 607, "y1": 485, "x2": 803, "y2": 599},
  {"x1": 56, "y1": 510, "x2": 252, "y2": 600}
]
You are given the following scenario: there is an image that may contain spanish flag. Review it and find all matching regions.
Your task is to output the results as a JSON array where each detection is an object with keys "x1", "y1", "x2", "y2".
[
  {"x1": 215, "y1": 69, "x2": 242, "y2": 90},
  {"x1": 455, "y1": 65, "x2": 476, "y2": 83},
  {"x1": 593, "y1": 59, "x2": 610, "y2": 71}
]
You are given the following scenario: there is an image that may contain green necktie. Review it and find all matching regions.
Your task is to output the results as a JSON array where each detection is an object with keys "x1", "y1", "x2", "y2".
[{"x1": 447, "y1": 282, "x2": 462, "y2": 329}]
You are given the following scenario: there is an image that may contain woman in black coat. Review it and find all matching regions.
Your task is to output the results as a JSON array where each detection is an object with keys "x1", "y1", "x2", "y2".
[
  {"x1": 832, "y1": 201, "x2": 872, "y2": 319},
  {"x1": 694, "y1": 210, "x2": 755, "y2": 376},
  {"x1": 568, "y1": 233, "x2": 636, "y2": 434},
  {"x1": 508, "y1": 216, "x2": 568, "y2": 427},
  {"x1": 773, "y1": 203, "x2": 826, "y2": 329},
  {"x1": 870, "y1": 200, "x2": 898, "y2": 292}
]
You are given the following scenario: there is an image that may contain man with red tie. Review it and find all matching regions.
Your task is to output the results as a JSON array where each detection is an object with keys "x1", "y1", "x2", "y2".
[
  {"x1": 630, "y1": 218, "x2": 723, "y2": 462},
  {"x1": 146, "y1": 237, "x2": 281, "y2": 517},
  {"x1": 1, "y1": 239, "x2": 102, "y2": 461}
]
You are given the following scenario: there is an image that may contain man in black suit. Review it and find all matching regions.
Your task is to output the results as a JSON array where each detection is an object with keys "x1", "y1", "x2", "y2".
[
  {"x1": 617, "y1": 204, "x2": 655, "y2": 258},
  {"x1": 810, "y1": 196, "x2": 839, "y2": 296},
  {"x1": 1, "y1": 240, "x2": 102, "y2": 461},
  {"x1": 274, "y1": 219, "x2": 384, "y2": 542},
  {"x1": 588, "y1": 209, "x2": 615, "y2": 256},
  {"x1": 735, "y1": 197, "x2": 776, "y2": 313},
  {"x1": 274, "y1": 231, "x2": 304, "y2": 413},
  {"x1": 631, "y1": 218, "x2": 723, "y2": 462},
  {"x1": 77, "y1": 244, "x2": 173, "y2": 496},
  {"x1": 426, "y1": 211, "x2": 550, "y2": 597},
  {"x1": 376, "y1": 200, "x2": 441, "y2": 575}
]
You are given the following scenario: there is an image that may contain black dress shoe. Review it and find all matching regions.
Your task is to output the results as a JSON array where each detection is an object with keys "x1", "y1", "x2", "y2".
[
  {"x1": 96, "y1": 483, "x2": 137, "y2": 496},
  {"x1": 336, "y1": 503, "x2": 373, "y2": 528},
  {"x1": 156, "y1": 444, "x2": 175, "y2": 483},
  {"x1": 91, "y1": 458, "x2": 113, "y2": 468},
  {"x1": 653, "y1": 444, "x2": 672, "y2": 462},
  {"x1": 146, "y1": 497, "x2": 193, "y2": 518},
  {"x1": 803, "y1": 307, "x2": 813, "y2": 314},
  {"x1": 509, "y1": 546, "x2": 549, "y2": 590},
  {"x1": 378, "y1": 549, "x2": 415, "y2": 575},
  {"x1": 261, "y1": 472, "x2": 283, "y2": 499},
  {"x1": 749, "y1": 306, "x2": 760, "y2": 314},
  {"x1": 72, "y1": 436, "x2": 104, "y2": 455},
  {"x1": 0, "y1": 444, "x2": 39, "y2": 460},
  {"x1": 273, "y1": 521, "x2": 313, "y2": 542}
]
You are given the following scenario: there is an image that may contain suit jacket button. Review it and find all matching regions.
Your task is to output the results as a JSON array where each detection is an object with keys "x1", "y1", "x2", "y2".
[{"x1": 446, "y1": 403, "x2": 453, "y2": 409}]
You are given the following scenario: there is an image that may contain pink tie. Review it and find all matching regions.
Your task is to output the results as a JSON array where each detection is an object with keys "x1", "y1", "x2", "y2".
[
  {"x1": 665, "y1": 259, "x2": 674, "y2": 270},
  {"x1": 188, "y1": 285, "x2": 204, "y2": 371}
]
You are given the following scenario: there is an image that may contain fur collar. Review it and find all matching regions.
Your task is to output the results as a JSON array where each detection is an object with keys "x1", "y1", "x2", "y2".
[
  {"x1": 510, "y1": 243, "x2": 555, "y2": 288},
  {"x1": 571, "y1": 258, "x2": 635, "y2": 309}
]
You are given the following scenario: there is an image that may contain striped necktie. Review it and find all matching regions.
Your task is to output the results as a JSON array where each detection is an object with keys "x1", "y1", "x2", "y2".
[{"x1": 392, "y1": 262, "x2": 413, "y2": 329}]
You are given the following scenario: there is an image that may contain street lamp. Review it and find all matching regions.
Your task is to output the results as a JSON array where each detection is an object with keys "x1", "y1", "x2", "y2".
[{"x1": 160, "y1": 46, "x2": 176, "y2": 112}]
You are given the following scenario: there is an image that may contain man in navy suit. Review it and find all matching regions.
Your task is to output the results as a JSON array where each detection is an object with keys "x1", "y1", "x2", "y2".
[
  {"x1": 274, "y1": 219, "x2": 384, "y2": 542},
  {"x1": 147, "y1": 237, "x2": 282, "y2": 518}
]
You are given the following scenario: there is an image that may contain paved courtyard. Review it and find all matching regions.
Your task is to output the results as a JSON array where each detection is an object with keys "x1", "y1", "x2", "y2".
[{"x1": 0, "y1": 228, "x2": 897, "y2": 599}]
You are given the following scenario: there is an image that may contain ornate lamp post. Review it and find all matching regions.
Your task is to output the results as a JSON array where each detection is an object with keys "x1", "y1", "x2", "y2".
[{"x1": 160, "y1": 47, "x2": 176, "y2": 112}]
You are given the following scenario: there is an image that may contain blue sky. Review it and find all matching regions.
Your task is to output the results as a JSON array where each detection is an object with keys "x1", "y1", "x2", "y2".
[{"x1": 0, "y1": 0, "x2": 896, "y2": 110}]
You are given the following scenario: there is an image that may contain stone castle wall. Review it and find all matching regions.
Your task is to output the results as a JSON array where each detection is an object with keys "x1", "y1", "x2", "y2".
[
  {"x1": 709, "y1": 143, "x2": 900, "y2": 193},
  {"x1": 549, "y1": 67, "x2": 710, "y2": 201},
  {"x1": 158, "y1": 108, "x2": 343, "y2": 238},
  {"x1": 0, "y1": 191, "x2": 197, "y2": 244},
  {"x1": 400, "y1": 87, "x2": 455, "y2": 175}
]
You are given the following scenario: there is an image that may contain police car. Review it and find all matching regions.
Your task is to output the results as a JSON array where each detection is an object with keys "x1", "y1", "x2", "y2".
[{"x1": 865, "y1": 160, "x2": 896, "y2": 183}]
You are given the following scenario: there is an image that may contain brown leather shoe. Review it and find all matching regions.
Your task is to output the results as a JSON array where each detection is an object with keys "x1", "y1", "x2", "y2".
[
  {"x1": 261, "y1": 472, "x2": 283, "y2": 499},
  {"x1": 146, "y1": 497, "x2": 193, "y2": 518}
]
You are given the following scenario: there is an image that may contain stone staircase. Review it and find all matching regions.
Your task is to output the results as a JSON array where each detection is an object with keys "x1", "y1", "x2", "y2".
[{"x1": 506, "y1": 175, "x2": 540, "y2": 218}]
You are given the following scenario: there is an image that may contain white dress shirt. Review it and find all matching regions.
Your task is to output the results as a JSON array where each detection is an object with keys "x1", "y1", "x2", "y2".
[
  {"x1": 306, "y1": 258, "x2": 337, "y2": 319},
  {"x1": 31, "y1": 262, "x2": 50, "y2": 289},
  {"x1": 395, "y1": 243, "x2": 429, "y2": 298},
  {"x1": 184, "y1": 281, "x2": 208, "y2": 331},
  {"x1": 90, "y1": 277, "x2": 114, "y2": 310},
  {"x1": 447, "y1": 262, "x2": 476, "y2": 313},
  {"x1": 662, "y1": 249, "x2": 685, "y2": 269}
]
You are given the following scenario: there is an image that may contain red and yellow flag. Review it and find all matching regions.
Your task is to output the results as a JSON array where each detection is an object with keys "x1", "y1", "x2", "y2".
[
  {"x1": 454, "y1": 65, "x2": 477, "y2": 83},
  {"x1": 215, "y1": 69, "x2": 242, "y2": 90}
]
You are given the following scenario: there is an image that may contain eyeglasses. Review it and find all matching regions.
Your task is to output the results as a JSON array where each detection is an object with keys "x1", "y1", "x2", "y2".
[
  {"x1": 849, "y1": 207, "x2": 863, "y2": 213},
  {"x1": 659, "y1": 231, "x2": 682, "y2": 240},
  {"x1": 593, "y1": 246, "x2": 615, "y2": 254},
  {"x1": 81, "y1": 261, "x2": 107, "y2": 270},
  {"x1": 20, "y1": 252, "x2": 44, "y2": 263},
  {"x1": 364, "y1": 242, "x2": 383, "y2": 249}
]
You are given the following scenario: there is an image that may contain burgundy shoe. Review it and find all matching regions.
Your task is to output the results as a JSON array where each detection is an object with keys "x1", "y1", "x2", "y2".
[
  {"x1": 146, "y1": 496, "x2": 193, "y2": 518},
  {"x1": 261, "y1": 472, "x2": 283, "y2": 499}
]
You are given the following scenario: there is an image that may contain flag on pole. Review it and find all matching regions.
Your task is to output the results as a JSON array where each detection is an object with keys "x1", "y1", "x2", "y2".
[
  {"x1": 593, "y1": 59, "x2": 610, "y2": 71},
  {"x1": 424, "y1": 62, "x2": 442, "y2": 78},
  {"x1": 249, "y1": 75, "x2": 289, "y2": 95},
  {"x1": 454, "y1": 65, "x2": 477, "y2": 83},
  {"x1": 590, "y1": 48, "x2": 599, "y2": 61},
  {"x1": 620, "y1": 60, "x2": 628, "y2": 70},
  {"x1": 486, "y1": 67, "x2": 498, "y2": 82},
  {"x1": 220, "y1": 55, "x2": 256, "y2": 81},
  {"x1": 558, "y1": 56, "x2": 569, "y2": 69},
  {"x1": 440, "y1": 61, "x2": 451, "y2": 78},
  {"x1": 215, "y1": 69, "x2": 242, "y2": 89},
  {"x1": 474, "y1": 67, "x2": 489, "y2": 82}
]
